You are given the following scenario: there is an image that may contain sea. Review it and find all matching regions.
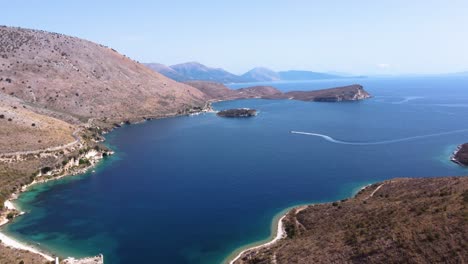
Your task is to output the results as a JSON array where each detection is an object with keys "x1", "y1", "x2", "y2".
[{"x1": 1, "y1": 76, "x2": 468, "y2": 263}]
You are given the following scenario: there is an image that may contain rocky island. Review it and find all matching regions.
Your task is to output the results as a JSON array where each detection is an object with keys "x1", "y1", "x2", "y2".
[
  {"x1": 283, "y1": 84, "x2": 371, "y2": 102},
  {"x1": 217, "y1": 108, "x2": 257, "y2": 118},
  {"x1": 452, "y1": 143, "x2": 468, "y2": 166},
  {"x1": 232, "y1": 177, "x2": 468, "y2": 264}
]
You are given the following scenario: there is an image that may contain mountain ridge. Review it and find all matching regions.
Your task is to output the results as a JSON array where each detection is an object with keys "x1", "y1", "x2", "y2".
[{"x1": 145, "y1": 62, "x2": 356, "y2": 83}]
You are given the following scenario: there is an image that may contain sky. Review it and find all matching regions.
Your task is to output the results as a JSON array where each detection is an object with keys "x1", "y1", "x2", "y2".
[{"x1": 2, "y1": 0, "x2": 468, "y2": 75}]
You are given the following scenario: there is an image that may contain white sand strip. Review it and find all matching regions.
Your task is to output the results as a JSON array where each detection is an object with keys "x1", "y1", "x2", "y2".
[
  {"x1": 229, "y1": 214, "x2": 286, "y2": 264},
  {"x1": 0, "y1": 231, "x2": 54, "y2": 261},
  {"x1": 4, "y1": 200, "x2": 16, "y2": 210}
]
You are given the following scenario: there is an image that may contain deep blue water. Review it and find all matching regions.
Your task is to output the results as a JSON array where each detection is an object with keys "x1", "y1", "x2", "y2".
[{"x1": 2, "y1": 76, "x2": 468, "y2": 264}]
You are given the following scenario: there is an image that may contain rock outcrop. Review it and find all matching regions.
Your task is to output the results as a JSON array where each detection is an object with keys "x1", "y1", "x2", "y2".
[
  {"x1": 452, "y1": 143, "x2": 468, "y2": 166},
  {"x1": 284, "y1": 84, "x2": 371, "y2": 102}
]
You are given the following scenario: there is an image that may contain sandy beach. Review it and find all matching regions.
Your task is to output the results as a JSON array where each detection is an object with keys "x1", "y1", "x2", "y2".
[
  {"x1": 226, "y1": 183, "x2": 372, "y2": 264},
  {"x1": 228, "y1": 214, "x2": 286, "y2": 264},
  {"x1": 0, "y1": 150, "x2": 111, "y2": 263},
  {"x1": 0, "y1": 200, "x2": 54, "y2": 261}
]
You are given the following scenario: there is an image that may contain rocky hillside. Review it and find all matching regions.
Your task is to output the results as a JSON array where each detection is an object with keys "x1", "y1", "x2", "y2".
[
  {"x1": 144, "y1": 63, "x2": 186, "y2": 82},
  {"x1": 0, "y1": 26, "x2": 206, "y2": 124},
  {"x1": 452, "y1": 143, "x2": 468, "y2": 166},
  {"x1": 235, "y1": 177, "x2": 468, "y2": 264},
  {"x1": 0, "y1": 92, "x2": 75, "y2": 153}
]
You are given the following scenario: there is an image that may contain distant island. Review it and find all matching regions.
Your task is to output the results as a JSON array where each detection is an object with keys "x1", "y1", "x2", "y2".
[
  {"x1": 452, "y1": 143, "x2": 468, "y2": 166},
  {"x1": 231, "y1": 177, "x2": 468, "y2": 264},
  {"x1": 217, "y1": 108, "x2": 257, "y2": 118},
  {"x1": 144, "y1": 62, "x2": 365, "y2": 83}
]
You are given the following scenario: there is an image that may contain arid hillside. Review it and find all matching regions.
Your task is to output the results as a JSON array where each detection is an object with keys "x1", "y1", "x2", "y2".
[
  {"x1": 0, "y1": 92, "x2": 75, "y2": 153},
  {"x1": 236, "y1": 176, "x2": 468, "y2": 264},
  {"x1": 0, "y1": 26, "x2": 206, "y2": 123}
]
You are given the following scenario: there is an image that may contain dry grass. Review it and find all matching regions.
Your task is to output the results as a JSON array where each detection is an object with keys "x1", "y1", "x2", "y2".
[
  {"x1": 0, "y1": 244, "x2": 50, "y2": 264},
  {"x1": 237, "y1": 177, "x2": 468, "y2": 264}
]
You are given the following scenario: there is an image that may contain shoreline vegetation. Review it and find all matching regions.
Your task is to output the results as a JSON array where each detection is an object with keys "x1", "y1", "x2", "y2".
[
  {"x1": 224, "y1": 184, "x2": 371, "y2": 264},
  {"x1": 230, "y1": 177, "x2": 468, "y2": 264},
  {"x1": 0, "y1": 105, "x2": 214, "y2": 263}
]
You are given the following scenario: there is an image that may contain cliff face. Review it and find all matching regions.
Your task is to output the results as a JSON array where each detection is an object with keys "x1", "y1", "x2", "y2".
[
  {"x1": 452, "y1": 143, "x2": 468, "y2": 166},
  {"x1": 0, "y1": 26, "x2": 206, "y2": 123},
  {"x1": 235, "y1": 177, "x2": 468, "y2": 264}
]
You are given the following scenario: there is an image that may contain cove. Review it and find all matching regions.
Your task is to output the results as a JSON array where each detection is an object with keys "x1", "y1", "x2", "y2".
[{"x1": 2, "y1": 76, "x2": 468, "y2": 264}]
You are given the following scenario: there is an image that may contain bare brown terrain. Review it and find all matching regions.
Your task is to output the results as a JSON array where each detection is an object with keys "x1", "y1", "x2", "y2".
[
  {"x1": 0, "y1": 93, "x2": 75, "y2": 153},
  {"x1": 235, "y1": 176, "x2": 468, "y2": 264},
  {"x1": 0, "y1": 26, "x2": 206, "y2": 124},
  {"x1": 0, "y1": 244, "x2": 49, "y2": 264}
]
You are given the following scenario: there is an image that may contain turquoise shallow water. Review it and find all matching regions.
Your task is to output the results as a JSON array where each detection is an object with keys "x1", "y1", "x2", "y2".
[{"x1": 2, "y1": 76, "x2": 468, "y2": 263}]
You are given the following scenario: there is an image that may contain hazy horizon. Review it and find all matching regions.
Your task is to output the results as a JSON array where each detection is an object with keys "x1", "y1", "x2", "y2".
[{"x1": 3, "y1": 1, "x2": 468, "y2": 75}]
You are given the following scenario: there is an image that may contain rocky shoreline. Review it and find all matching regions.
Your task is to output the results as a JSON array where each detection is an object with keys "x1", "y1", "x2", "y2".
[
  {"x1": 451, "y1": 143, "x2": 468, "y2": 166},
  {"x1": 0, "y1": 103, "x2": 214, "y2": 263},
  {"x1": 0, "y1": 146, "x2": 112, "y2": 263}
]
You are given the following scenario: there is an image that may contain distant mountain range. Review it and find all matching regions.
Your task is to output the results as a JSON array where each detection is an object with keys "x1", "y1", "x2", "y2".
[{"x1": 144, "y1": 62, "x2": 363, "y2": 83}]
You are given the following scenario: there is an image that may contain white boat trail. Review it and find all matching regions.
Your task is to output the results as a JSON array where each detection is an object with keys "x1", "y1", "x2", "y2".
[{"x1": 290, "y1": 129, "x2": 468, "y2": 146}]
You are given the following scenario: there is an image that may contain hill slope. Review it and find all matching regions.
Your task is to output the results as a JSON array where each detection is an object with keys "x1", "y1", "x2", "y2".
[
  {"x1": 0, "y1": 26, "x2": 206, "y2": 123},
  {"x1": 144, "y1": 63, "x2": 187, "y2": 82},
  {"x1": 170, "y1": 62, "x2": 243, "y2": 83},
  {"x1": 234, "y1": 176, "x2": 468, "y2": 264}
]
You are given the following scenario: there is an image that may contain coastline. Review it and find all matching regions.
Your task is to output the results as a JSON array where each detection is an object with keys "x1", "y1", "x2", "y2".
[
  {"x1": 0, "y1": 106, "x2": 214, "y2": 262},
  {"x1": 0, "y1": 151, "x2": 110, "y2": 262},
  {"x1": 224, "y1": 183, "x2": 372, "y2": 264},
  {"x1": 223, "y1": 207, "x2": 291, "y2": 264},
  {"x1": 450, "y1": 144, "x2": 466, "y2": 166}
]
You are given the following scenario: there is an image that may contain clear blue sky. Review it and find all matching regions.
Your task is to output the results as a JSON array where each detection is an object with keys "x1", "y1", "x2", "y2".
[{"x1": 2, "y1": 1, "x2": 468, "y2": 75}]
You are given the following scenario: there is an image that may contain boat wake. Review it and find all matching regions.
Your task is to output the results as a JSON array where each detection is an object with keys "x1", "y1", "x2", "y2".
[{"x1": 290, "y1": 129, "x2": 468, "y2": 146}]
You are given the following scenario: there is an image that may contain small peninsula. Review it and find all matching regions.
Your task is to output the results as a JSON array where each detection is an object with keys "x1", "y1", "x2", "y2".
[
  {"x1": 452, "y1": 143, "x2": 468, "y2": 166},
  {"x1": 217, "y1": 108, "x2": 257, "y2": 118},
  {"x1": 232, "y1": 177, "x2": 468, "y2": 264},
  {"x1": 185, "y1": 81, "x2": 371, "y2": 103}
]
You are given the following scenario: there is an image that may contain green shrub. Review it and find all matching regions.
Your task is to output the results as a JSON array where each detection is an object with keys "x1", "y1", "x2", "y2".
[
  {"x1": 79, "y1": 158, "x2": 90, "y2": 165},
  {"x1": 7, "y1": 212, "x2": 15, "y2": 219}
]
